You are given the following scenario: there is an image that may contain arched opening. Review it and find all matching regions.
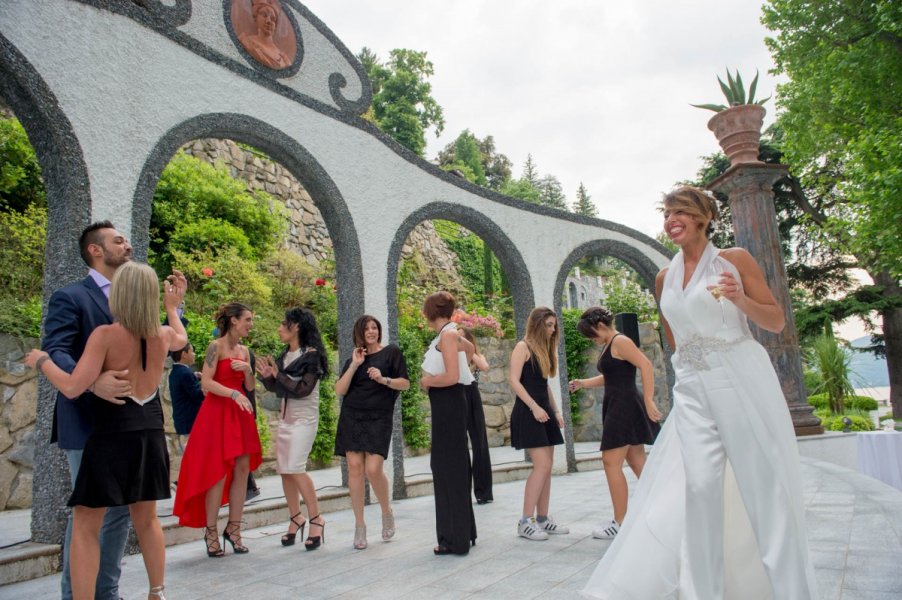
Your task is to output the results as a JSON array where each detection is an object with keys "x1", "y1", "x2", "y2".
[
  {"x1": 385, "y1": 202, "x2": 534, "y2": 497},
  {"x1": 553, "y1": 239, "x2": 673, "y2": 470},
  {"x1": 133, "y1": 115, "x2": 365, "y2": 483}
]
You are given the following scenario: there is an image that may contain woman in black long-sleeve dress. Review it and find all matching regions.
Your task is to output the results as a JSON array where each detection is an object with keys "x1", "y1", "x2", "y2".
[{"x1": 419, "y1": 291, "x2": 477, "y2": 555}]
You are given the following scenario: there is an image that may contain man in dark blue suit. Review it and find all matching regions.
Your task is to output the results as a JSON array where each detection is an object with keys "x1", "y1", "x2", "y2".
[
  {"x1": 42, "y1": 221, "x2": 168, "y2": 600},
  {"x1": 168, "y1": 342, "x2": 204, "y2": 440}
]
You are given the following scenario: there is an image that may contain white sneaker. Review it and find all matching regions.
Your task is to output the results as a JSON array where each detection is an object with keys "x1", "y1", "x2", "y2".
[
  {"x1": 593, "y1": 519, "x2": 620, "y2": 539},
  {"x1": 518, "y1": 518, "x2": 549, "y2": 541},
  {"x1": 538, "y1": 516, "x2": 570, "y2": 535}
]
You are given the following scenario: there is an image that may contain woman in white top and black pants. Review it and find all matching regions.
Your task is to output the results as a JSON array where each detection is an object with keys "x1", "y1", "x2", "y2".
[{"x1": 420, "y1": 291, "x2": 477, "y2": 555}]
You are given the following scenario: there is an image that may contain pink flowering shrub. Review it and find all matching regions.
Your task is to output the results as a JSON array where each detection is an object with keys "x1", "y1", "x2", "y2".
[{"x1": 451, "y1": 308, "x2": 504, "y2": 338}]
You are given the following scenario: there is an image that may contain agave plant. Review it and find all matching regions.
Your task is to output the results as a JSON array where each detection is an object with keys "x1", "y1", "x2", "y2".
[{"x1": 692, "y1": 68, "x2": 771, "y2": 113}]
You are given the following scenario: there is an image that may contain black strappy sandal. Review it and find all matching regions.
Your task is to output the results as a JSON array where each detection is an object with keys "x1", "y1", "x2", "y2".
[
  {"x1": 281, "y1": 512, "x2": 306, "y2": 547},
  {"x1": 223, "y1": 520, "x2": 249, "y2": 554},
  {"x1": 204, "y1": 526, "x2": 224, "y2": 558},
  {"x1": 305, "y1": 514, "x2": 326, "y2": 551}
]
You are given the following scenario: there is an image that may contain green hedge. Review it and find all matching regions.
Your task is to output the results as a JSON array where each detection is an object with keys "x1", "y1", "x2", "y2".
[
  {"x1": 807, "y1": 393, "x2": 878, "y2": 412},
  {"x1": 562, "y1": 308, "x2": 593, "y2": 425},
  {"x1": 818, "y1": 414, "x2": 875, "y2": 432}
]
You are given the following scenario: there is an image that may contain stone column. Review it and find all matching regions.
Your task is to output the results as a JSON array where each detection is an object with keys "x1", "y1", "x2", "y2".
[{"x1": 709, "y1": 164, "x2": 823, "y2": 435}]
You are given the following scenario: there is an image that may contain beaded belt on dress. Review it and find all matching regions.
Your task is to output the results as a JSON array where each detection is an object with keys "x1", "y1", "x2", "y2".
[{"x1": 676, "y1": 333, "x2": 751, "y2": 370}]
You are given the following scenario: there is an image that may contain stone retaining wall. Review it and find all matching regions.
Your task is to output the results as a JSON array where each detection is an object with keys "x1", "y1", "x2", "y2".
[{"x1": 0, "y1": 335, "x2": 38, "y2": 510}]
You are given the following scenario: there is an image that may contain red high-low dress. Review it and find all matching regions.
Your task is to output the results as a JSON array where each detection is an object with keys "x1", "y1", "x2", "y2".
[{"x1": 173, "y1": 359, "x2": 262, "y2": 527}]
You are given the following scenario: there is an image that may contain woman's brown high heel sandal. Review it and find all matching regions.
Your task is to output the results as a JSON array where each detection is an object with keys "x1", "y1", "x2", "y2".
[
  {"x1": 281, "y1": 512, "x2": 306, "y2": 547},
  {"x1": 205, "y1": 526, "x2": 224, "y2": 558},
  {"x1": 305, "y1": 514, "x2": 326, "y2": 551},
  {"x1": 148, "y1": 584, "x2": 166, "y2": 599},
  {"x1": 223, "y1": 520, "x2": 250, "y2": 554},
  {"x1": 382, "y1": 511, "x2": 395, "y2": 541}
]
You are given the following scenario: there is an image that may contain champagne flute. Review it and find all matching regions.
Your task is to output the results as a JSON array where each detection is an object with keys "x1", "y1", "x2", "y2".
[{"x1": 705, "y1": 259, "x2": 728, "y2": 327}]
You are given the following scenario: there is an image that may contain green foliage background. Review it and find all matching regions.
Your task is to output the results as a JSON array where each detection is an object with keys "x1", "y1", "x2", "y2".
[{"x1": 562, "y1": 309, "x2": 594, "y2": 424}]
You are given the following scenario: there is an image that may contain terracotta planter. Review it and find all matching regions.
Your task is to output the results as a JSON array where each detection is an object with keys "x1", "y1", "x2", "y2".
[{"x1": 707, "y1": 104, "x2": 765, "y2": 167}]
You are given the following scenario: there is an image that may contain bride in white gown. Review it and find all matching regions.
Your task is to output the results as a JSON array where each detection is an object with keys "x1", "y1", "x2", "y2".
[{"x1": 582, "y1": 186, "x2": 817, "y2": 599}]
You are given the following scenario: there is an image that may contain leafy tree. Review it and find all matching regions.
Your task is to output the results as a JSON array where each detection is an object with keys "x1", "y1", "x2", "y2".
[
  {"x1": 761, "y1": 0, "x2": 902, "y2": 418},
  {"x1": 0, "y1": 117, "x2": 46, "y2": 212},
  {"x1": 359, "y1": 47, "x2": 445, "y2": 156},
  {"x1": 150, "y1": 151, "x2": 285, "y2": 272},
  {"x1": 538, "y1": 175, "x2": 568, "y2": 211},
  {"x1": 572, "y1": 182, "x2": 597, "y2": 217},
  {"x1": 475, "y1": 135, "x2": 512, "y2": 191},
  {"x1": 436, "y1": 130, "x2": 486, "y2": 186},
  {"x1": 0, "y1": 202, "x2": 46, "y2": 298},
  {"x1": 762, "y1": 0, "x2": 901, "y2": 280},
  {"x1": 499, "y1": 177, "x2": 540, "y2": 204}
]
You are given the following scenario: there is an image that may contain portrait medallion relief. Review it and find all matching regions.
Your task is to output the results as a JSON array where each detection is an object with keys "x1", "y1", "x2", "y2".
[{"x1": 230, "y1": 0, "x2": 299, "y2": 71}]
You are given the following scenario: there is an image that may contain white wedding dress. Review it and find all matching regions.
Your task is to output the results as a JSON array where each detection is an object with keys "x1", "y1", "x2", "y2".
[{"x1": 582, "y1": 243, "x2": 818, "y2": 599}]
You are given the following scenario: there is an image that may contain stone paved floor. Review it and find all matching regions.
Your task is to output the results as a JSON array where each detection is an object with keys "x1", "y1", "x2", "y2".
[{"x1": 3, "y1": 456, "x2": 901, "y2": 599}]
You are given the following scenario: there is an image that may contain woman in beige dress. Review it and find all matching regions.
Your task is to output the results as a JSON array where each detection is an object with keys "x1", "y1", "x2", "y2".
[{"x1": 256, "y1": 307, "x2": 328, "y2": 550}]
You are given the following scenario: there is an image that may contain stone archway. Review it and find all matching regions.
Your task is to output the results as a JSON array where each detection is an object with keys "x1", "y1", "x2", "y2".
[
  {"x1": 0, "y1": 33, "x2": 96, "y2": 545},
  {"x1": 387, "y1": 202, "x2": 535, "y2": 340},
  {"x1": 552, "y1": 238, "x2": 674, "y2": 471},
  {"x1": 132, "y1": 112, "x2": 366, "y2": 362},
  {"x1": 385, "y1": 201, "x2": 534, "y2": 498}
]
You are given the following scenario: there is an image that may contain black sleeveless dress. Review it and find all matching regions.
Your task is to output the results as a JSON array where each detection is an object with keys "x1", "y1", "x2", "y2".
[
  {"x1": 510, "y1": 356, "x2": 565, "y2": 450},
  {"x1": 598, "y1": 334, "x2": 660, "y2": 451},
  {"x1": 69, "y1": 339, "x2": 171, "y2": 508}
]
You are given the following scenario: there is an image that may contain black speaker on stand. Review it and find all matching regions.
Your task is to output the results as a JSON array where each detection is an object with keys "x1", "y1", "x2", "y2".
[{"x1": 614, "y1": 312, "x2": 640, "y2": 347}]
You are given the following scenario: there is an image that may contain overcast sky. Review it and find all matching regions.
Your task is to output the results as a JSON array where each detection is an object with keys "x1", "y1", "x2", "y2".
[{"x1": 304, "y1": 0, "x2": 781, "y2": 239}]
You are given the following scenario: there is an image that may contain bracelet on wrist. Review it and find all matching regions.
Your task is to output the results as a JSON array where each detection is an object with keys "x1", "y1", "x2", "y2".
[
  {"x1": 35, "y1": 355, "x2": 50, "y2": 371},
  {"x1": 384, "y1": 377, "x2": 391, "y2": 386},
  {"x1": 230, "y1": 390, "x2": 239, "y2": 401}
]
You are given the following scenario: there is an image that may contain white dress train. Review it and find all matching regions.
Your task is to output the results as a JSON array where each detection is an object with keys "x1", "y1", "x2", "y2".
[{"x1": 582, "y1": 242, "x2": 817, "y2": 599}]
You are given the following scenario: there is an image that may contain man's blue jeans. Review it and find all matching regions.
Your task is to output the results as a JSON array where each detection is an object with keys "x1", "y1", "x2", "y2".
[{"x1": 61, "y1": 449, "x2": 131, "y2": 600}]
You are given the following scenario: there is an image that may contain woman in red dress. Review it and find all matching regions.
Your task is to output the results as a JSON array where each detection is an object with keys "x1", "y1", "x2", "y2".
[{"x1": 173, "y1": 303, "x2": 262, "y2": 557}]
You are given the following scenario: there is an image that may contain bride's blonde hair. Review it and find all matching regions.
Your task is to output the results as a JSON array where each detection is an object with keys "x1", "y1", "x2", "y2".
[{"x1": 663, "y1": 186, "x2": 719, "y2": 238}]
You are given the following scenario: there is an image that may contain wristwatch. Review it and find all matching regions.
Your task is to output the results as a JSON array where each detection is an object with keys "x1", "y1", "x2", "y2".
[{"x1": 383, "y1": 377, "x2": 392, "y2": 386}]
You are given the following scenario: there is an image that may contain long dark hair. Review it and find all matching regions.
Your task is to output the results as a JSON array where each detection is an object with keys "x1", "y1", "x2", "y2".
[{"x1": 285, "y1": 307, "x2": 329, "y2": 375}]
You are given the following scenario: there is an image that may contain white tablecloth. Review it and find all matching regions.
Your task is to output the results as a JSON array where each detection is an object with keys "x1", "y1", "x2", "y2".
[{"x1": 857, "y1": 431, "x2": 902, "y2": 490}]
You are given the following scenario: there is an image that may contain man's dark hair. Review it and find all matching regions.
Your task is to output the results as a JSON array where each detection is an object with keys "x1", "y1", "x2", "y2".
[
  {"x1": 170, "y1": 343, "x2": 192, "y2": 363},
  {"x1": 78, "y1": 220, "x2": 116, "y2": 266}
]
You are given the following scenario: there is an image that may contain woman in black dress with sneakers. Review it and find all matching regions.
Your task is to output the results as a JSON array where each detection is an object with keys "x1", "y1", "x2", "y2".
[
  {"x1": 569, "y1": 307, "x2": 662, "y2": 539},
  {"x1": 334, "y1": 315, "x2": 409, "y2": 550},
  {"x1": 509, "y1": 307, "x2": 569, "y2": 541}
]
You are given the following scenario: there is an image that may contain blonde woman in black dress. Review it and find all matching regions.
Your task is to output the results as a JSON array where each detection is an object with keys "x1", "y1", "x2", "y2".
[
  {"x1": 568, "y1": 307, "x2": 662, "y2": 539},
  {"x1": 25, "y1": 262, "x2": 186, "y2": 600},
  {"x1": 334, "y1": 315, "x2": 409, "y2": 549},
  {"x1": 509, "y1": 307, "x2": 569, "y2": 541}
]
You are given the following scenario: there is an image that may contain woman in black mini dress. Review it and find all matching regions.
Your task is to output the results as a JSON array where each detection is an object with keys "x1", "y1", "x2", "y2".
[
  {"x1": 25, "y1": 262, "x2": 187, "y2": 600},
  {"x1": 334, "y1": 315, "x2": 409, "y2": 550},
  {"x1": 569, "y1": 306, "x2": 662, "y2": 539},
  {"x1": 509, "y1": 307, "x2": 568, "y2": 541}
]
